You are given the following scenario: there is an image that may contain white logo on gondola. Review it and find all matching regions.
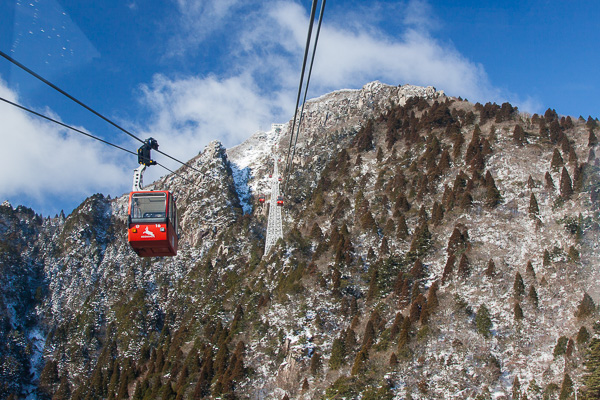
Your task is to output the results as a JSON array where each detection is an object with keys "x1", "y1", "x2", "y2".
[{"x1": 142, "y1": 227, "x2": 155, "y2": 238}]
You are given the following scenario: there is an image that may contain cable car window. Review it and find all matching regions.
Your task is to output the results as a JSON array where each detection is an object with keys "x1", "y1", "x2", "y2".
[{"x1": 130, "y1": 192, "x2": 167, "y2": 223}]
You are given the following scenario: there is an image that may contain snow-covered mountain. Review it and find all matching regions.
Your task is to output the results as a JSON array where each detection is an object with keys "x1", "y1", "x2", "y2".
[{"x1": 1, "y1": 81, "x2": 600, "y2": 400}]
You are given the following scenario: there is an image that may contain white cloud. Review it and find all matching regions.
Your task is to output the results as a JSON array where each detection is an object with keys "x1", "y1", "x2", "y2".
[
  {"x1": 166, "y1": 0, "x2": 246, "y2": 57},
  {"x1": 0, "y1": 80, "x2": 130, "y2": 208},
  {"x1": 258, "y1": 0, "x2": 498, "y2": 103},
  {"x1": 135, "y1": 72, "x2": 281, "y2": 180},
  {"x1": 133, "y1": 0, "x2": 514, "y2": 179}
]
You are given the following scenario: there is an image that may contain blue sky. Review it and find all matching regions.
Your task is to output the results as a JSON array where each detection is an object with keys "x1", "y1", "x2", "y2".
[{"x1": 0, "y1": 0, "x2": 598, "y2": 217}]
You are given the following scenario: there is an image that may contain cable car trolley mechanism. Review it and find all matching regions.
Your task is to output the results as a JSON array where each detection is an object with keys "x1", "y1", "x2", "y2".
[{"x1": 128, "y1": 138, "x2": 179, "y2": 257}]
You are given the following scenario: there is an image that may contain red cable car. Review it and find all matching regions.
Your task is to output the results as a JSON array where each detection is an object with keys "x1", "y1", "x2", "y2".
[
  {"x1": 269, "y1": 174, "x2": 272, "y2": 178},
  {"x1": 278, "y1": 177, "x2": 282, "y2": 182},
  {"x1": 258, "y1": 194, "x2": 266, "y2": 204},
  {"x1": 277, "y1": 196, "x2": 284, "y2": 206},
  {"x1": 128, "y1": 191, "x2": 179, "y2": 257},
  {"x1": 127, "y1": 138, "x2": 179, "y2": 257}
]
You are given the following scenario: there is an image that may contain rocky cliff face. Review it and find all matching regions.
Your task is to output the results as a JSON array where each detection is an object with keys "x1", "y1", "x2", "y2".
[{"x1": 1, "y1": 82, "x2": 600, "y2": 400}]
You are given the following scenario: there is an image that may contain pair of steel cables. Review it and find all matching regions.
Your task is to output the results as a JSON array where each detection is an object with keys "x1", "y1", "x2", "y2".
[
  {"x1": 281, "y1": 0, "x2": 326, "y2": 194},
  {"x1": 0, "y1": 50, "x2": 199, "y2": 181}
]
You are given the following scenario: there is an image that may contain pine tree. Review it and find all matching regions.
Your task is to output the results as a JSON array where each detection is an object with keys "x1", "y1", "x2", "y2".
[
  {"x1": 589, "y1": 128, "x2": 599, "y2": 146},
  {"x1": 485, "y1": 171, "x2": 502, "y2": 207},
  {"x1": 329, "y1": 337, "x2": 346, "y2": 369},
  {"x1": 431, "y1": 201, "x2": 444, "y2": 225},
  {"x1": 512, "y1": 376, "x2": 521, "y2": 400},
  {"x1": 551, "y1": 148, "x2": 564, "y2": 171},
  {"x1": 408, "y1": 221, "x2": 432, "y2": 258},
  {"x1": 476, "y1": 304, "x2": 492, "y2": 337},
  {"x1": 302, "y1": 377, "x2": 310, "y2": 392},
  {"x1": 397, "y1": 318, "x2": 411, "y2": 356},
  {"x1": 384, "y1": 219, "x2": 396, "y2": 237},
  {"x1": 396, "y1": 193, "x2": 411, "y2": 212},
  {"x1": 513, "y1": 272, "x2": 525, "y2": 297},
  {"x1": 568, "y1": 147, "x2": 578, "y2": 164},
  {"x1": 53, "y1": 376, "x2": 71, "y2": 400},
  {"x1": 447, "y1": 226, "x2": 469, "y2": 255},
  {"x1": 355, "y1": 119, "x2": 375, "y2": 151},
  {"x1": 439, "y1": 149, "x2": 451, "y2": 172},
  {"x1": 573, "y1": 163, "x2": 585, "y2": 192},
  {"x1": 362, "y1": 320, "x2": 376, "y2": 349},
  {"x1": 38, "y1": 359, "x2": 59, "y2": 398},
  {"x1": 310, "y1": 352, "x2": 322, "y2": 376},
  {"x1": 427, "y1": 280, "x2": 440, "y2": 310},
  {"x1": 398, "y1": 278, "x2": 411, "y2": 308},
  {"x1": 485, "y1": 258, "x2": 496, "y2": 278},
  {"x1": 453, "y1": 129, "x2": 465, "y2": 160},
  {"x1": 345, "y1": 328, "x2": 357, "y2": 352},
  {"x1": 361, "y1": 210, "x2": 378, "y2": 233},
  {"x1": 442, "y1": 254, "x2": 455, "y2": 283},
  {"x1": 549, "y1": 120, "x2": 563, "y2": 143},
  {"x1": 528, "y1": 285, "x2": 538, "y2": 308},
  {"x1": 459, "y1": 191, "x2": 473, "y2": 209},
  {"x1": 526, "y1": 260, "x2": 536, "y2": 278},
  {"x1": 310, "y1": 222, "x2": 323, "y2": 240},
  {"x1": 380, "y1": 237, "x2": 390, "y2": 256},
  {"x1": 554, "y1": 336, "x2": 569, "y2": 358},
  {"x1": 442, "y1": 184, "x2": 455, "y2": 210},
  {"x1": 560, "y1": 166, "x2": 573, "y2": 199},
  {"x1": 410, "y1": 259, "x2": 424, "y2": 280},
  {"x1": 160, "y1": 383, "x2": 177, "y2": 400},
  {"x1": 419, "y1": 297, "x2": 431, "y2": 325},
  {"x1": 396, "y1": 215, "x2": 409, "y2": 240},
  {"x1": 366, "y1": 267, "x2": 379, "y2": 301},
  {"x1": 578, "y1": 326, "x2": 590, "y2": 345},
  {"x1": 566, "y1": 338, "x2": 575, "y2": 357},
  {"x1": 568, "y1": 245, "x2": 580, "y2": 262},
  {"x1": 418, "y1": 204, "x2": 429, "y2": 222},
  {"x1": 355, "y1": 153, "x2": 363, "y2": 165},
  {"x1": 458, "y1": 253, "x2": 469, "y2": 277},
  {"x1": 558, "y1": 373, "x2": 573, "y2": 400},
  {"x1": 543, "y1": 249, "x2": 551, "y2": 266},
  {"x1": 465, "y1": 125, "x2": 482, "y2": 164},
  {"x1": 376, "y1": 146, "x2": 384, "y2": 162},
  {"x1": 409, "y1": 293, "x2": 426, "y2": 323},
  {"x1": 193, "y1": 348, "x2": 214, "y2": 398},
  {"x1": 390, "y1": 313, "x2": 404, "y2": 340},
  {"x1": 582, "y1": 338, "x2": 600, "y2": 398},
  {"x1": 514, "y1": 302, "x2": 524, "y2": 320},
  {"x1": 513, "y1": 124, "x2": 526, "y2": 145},
  {"x1": 528, "y1": 193, "x2": 539, "y2": 216},
  {"x1": 351, "y1": 347, "x2": 369, "y2": 375},
  {"x1": 576, "y1": 292, "x2": 596, "y2": 319}
]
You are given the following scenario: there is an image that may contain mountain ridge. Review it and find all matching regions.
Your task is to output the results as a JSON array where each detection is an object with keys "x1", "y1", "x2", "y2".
[{"x1": 1, "y1": 81, "x2": 600, "y2": 399}]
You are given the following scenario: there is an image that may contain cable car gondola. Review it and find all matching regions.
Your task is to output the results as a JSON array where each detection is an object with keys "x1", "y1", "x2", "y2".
[
  {"x1": 127, "y1": 138, "x2": 179, "y2": 257},
  {"x1": 258, "y1": 194, "x2": 266, "y2": 204},
  {"x1": 277, "y1": 196, "x2": 284, "y2": 206}
]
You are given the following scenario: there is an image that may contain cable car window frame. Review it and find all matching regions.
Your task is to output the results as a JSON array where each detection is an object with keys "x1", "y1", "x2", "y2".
[
  {"x1": 169, "y1": 195, "x2": 178, "y2": 236},
  {"x1": 130, "y1": 192, "x2": 168, "y2": 224}
]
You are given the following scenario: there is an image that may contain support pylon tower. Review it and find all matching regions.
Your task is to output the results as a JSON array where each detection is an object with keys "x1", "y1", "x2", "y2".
[{"x1": 265, "y1": 157, "x2": 283, "y2": 254}]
